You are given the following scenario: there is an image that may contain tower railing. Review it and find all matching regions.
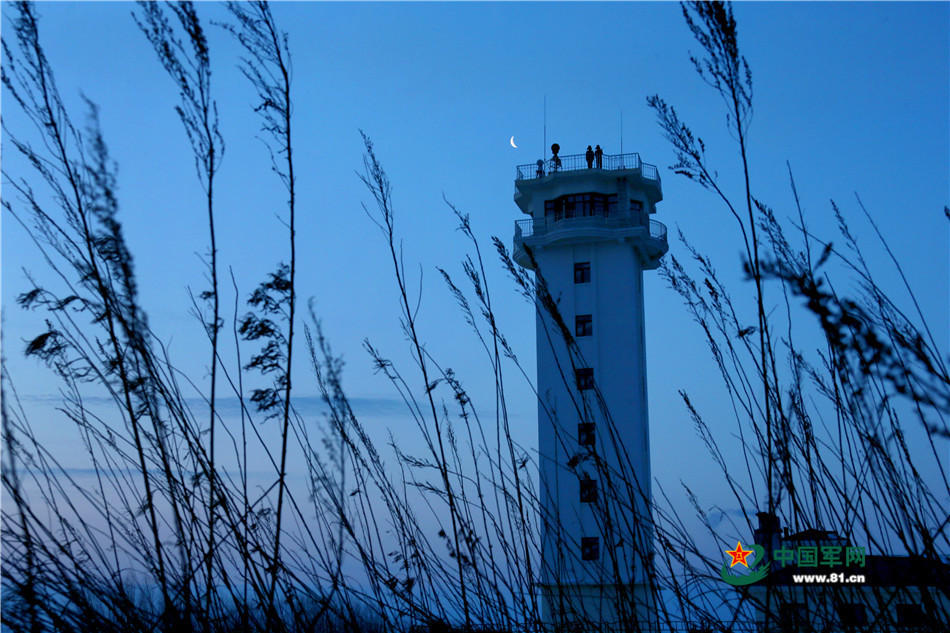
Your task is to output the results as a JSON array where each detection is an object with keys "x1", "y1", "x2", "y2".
[
  {"x1": 514, "y1": 211, "x2": 667, "y2": 244},
  {"x1": 649, "y1": 218, "x2": 667, "y2": 242},
  {"x1": 516, "y1": 152, "x2": 660, "y2": 183}
]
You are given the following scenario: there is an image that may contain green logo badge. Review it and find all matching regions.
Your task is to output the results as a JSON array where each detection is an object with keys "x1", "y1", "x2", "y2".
[{"x1": 720, "y1": 541, "x2": 770, "y2": 586}]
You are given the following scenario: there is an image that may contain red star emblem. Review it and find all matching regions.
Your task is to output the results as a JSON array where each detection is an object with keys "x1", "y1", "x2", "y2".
[{"x1": 726, "y1": 541, "x2": 754, "y2": 568}]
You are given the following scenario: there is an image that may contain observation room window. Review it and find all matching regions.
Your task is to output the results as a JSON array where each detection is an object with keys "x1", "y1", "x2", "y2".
[
  {"x1": 575, "y1": 314, "x2": 593, "y2": 337},
  {"x1": 581, "y1": 537, "x2": 600, "y2": 561},
  {"x1": 630, "y1": 199, "x2": 646, "y2": 224},
  {"x1": 545, "y1": 193, "x2": 617, "y2": 221},
  {"x1": 574, "y1": 262, "x2": 591, "y2": 284}
]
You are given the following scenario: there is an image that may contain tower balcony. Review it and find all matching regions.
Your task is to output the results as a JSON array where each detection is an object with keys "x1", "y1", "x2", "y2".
[
  {"x1": 513, "y1": 212, "x2": 668, "y2": 270},
  {"x1": 515, "y1": 152, "x2": 660, "y2": 183}
]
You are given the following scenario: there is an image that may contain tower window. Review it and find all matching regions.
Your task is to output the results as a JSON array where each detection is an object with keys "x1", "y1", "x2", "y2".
[
  {"x1": 575, "y1": 368, "x2": 594, "y2": 391},
  {"x1": 581, "y1": 537, "x2": 599, "y2": 561},
  {"x1": 574, "y1": 262, "x2": 591, "y2": 284},
  {"x1": 578, "y1": 422, "x2": 595, "y2": 446},
  {"x1": 896, "y1": 604, "x2": 924, "y2": 626},
  {"x1": 837, "y1": 603, "x2": 867, "y2": 627},
  {"x1": 779, "y1": 603, "x2": 806, "y2": 631},
  {"x1": 575, "y1": 314, "x2": 593, "y2": 337},
  {"x1": 580, "y1": 478, "x2": 598, "y2": 503}
]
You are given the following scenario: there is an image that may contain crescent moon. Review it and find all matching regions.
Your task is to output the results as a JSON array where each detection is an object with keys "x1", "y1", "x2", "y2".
[{"x1": 509, "y1": 136, "x2": 518, "y2": 149}]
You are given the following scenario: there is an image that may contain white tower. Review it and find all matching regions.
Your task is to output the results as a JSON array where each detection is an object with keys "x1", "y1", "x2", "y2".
[{"x1": 513, "y1": 147, "x2": 667, "y2": 631}]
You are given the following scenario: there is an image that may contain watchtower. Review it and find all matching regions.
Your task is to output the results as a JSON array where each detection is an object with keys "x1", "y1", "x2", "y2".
[{"x1": 513, "y1": 147, "x2": 668, "y2": 630}]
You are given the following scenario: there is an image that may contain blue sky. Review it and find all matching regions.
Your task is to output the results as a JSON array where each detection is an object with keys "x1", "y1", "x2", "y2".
[{"x1": 3, "y1": 2, "x2": 948, "y2": 521}]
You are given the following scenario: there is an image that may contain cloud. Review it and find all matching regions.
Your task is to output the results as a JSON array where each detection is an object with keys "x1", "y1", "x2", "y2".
[
  {"x1": 18, "y1": 393, "x2": 412, "y2": 419},
  {"x1": 18, "y1": 393, "x2": 507, "y2": 421}
]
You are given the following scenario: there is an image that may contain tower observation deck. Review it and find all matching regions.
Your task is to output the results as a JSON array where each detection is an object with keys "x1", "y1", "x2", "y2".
[
  {"x1": 513, "y1": 147, "x2": 668, "y2": 632},
  {"x1": 513, "y1": 151, "x2": 667, "y2": 271}
]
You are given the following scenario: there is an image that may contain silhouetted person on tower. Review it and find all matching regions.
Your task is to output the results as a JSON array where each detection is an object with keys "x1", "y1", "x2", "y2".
[
  {"x1": 594, "y1": 144, "x2": 603, "y2": 169},
  {"x1": 586, "y1": 145, "x2": 594, "y2": 168},
  {"x1": 551, "y1": 143, "x2": 562, "y2": 172}
]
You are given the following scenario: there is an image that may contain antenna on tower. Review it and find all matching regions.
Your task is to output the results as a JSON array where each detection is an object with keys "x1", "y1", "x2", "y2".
[
  {"x1": 543, "y1": 94, "x2": 547, "y2": 161},
  {"x1": 620, "y1": 109, "x2": 624, "y2": 156}
]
